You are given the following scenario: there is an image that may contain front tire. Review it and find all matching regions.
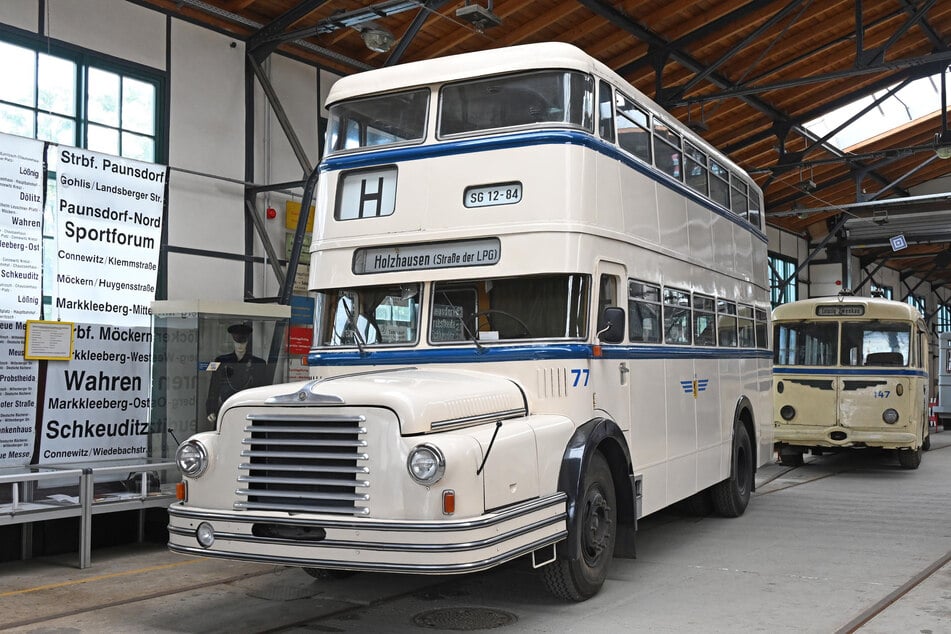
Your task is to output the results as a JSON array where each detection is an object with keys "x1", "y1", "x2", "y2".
[
  {"x1": 778, "y1": 447, "x2": 804, "y2": 467},
  {"x1": 542, "y1": 452, "x2": 616, "y2": 601},
  {"x1": 712, "y1": 424, "x2": 753, "y2": 517}
]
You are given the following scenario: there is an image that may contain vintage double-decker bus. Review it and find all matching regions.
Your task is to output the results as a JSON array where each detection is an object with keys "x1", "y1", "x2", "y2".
[
  {"x1": 772, "y1": 295, "x2": 930, "y2": 469},
  {"x1": 168, "y1": 43, "x2": 772, "y2": 601}
]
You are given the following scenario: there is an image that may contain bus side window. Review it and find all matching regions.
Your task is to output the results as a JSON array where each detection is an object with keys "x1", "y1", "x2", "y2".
[
  {"x1": 664, "y1": 288, "x2": 691, "y2": 345},
  {"x1": 628, "y1": 279, "x2": 660, "y2": 343},
  {"x1": 616, "y1": 92, "x2": 651, "y2": 163}
]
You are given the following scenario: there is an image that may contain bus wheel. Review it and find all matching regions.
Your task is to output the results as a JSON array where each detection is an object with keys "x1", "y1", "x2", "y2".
[
  {"x1": 778, "y1": 448, "x2": 804, "y2": 467},
  {"x1": 712, "y1": 424, "x2": 752, "y2": 517},
  {"x1": 898, "y1": 447, "x2": 922, "y2": 470},
  {"x1": 303, "y1": 568, "x2": 355, "y2": 581},
  {"x1": 542, "y1": 452, "x2": 616, "y2": 601}
]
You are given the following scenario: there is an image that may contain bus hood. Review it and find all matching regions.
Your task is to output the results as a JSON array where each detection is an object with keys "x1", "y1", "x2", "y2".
[{"x1": 224, "y1": 367, "x2": 529, "y2": 434}]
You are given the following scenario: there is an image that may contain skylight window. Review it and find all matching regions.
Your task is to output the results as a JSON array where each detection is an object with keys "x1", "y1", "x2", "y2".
[{"x1": 805, "y1": 68, "x2": 951, "y2": 151}]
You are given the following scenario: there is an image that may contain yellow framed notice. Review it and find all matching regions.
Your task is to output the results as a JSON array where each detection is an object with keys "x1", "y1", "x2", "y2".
[{"x1": 24, "y1": 320, "x2": 75, "y2": 360}]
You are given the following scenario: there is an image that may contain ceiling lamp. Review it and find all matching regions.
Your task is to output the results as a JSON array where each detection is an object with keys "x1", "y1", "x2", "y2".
[
  {"x1": 935, "y1": 132, "x2": 951, "y2": 160},
  {"x1": 360, "y1": 27, "x2": 396, "y2": 53}
]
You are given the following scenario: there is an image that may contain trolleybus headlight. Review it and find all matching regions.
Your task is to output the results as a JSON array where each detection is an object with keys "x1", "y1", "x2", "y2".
[
  {"x1": 196, "y1": 522, "x2": 215, "y2": 548},
  {"x1": 175, "y1": 441, "x2": 208, "y2": 478},
  {"x1": 407, "y1": 444, "x2": 445, "y2": 486},
  {"x1": 882, "y1": 408, "x2": 900, "y2": 425},
  {"x1": 780, "y1": 405, "x2": 796, "y2": 421}
]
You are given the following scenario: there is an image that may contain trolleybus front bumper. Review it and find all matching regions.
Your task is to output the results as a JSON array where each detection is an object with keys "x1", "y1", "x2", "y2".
[{"x1": 774, "y1": 426, "x2": 917, "y2": 450}]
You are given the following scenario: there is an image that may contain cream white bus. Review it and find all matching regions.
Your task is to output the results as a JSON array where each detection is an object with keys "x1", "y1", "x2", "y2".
[
  {"x1": 168, "y1": 43, "x2": 772, "y2": 601},
  {"x1": 772, "y1": 295, "x2": 930, "y2": 469}
]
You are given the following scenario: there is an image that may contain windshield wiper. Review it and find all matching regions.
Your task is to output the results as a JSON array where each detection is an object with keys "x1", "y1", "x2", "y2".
[{"x1": 340, "y1": 300, "x2": 367, "y2": 357}]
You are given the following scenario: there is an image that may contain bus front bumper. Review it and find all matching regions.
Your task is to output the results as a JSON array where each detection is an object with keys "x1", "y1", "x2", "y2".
[{"x1": 168, "y1": 493, "x2": 567, "y2": 574}]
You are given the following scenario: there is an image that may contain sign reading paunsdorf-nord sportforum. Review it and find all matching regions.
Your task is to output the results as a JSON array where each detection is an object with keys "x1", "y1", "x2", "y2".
[{"x1": 40, "y1": 147, "x2": 166, "y2": 464}]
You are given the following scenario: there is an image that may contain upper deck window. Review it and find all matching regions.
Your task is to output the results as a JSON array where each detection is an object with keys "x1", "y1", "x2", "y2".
[
  {"x1": 439, "y1": 70, "x2": 593, "y2": 137},
  {"x1": 326, "y1": 88, "x2": 429, "y2": 154},
  {"x1": 616, "y1": 92, "x2": 650, "y2": 163}
]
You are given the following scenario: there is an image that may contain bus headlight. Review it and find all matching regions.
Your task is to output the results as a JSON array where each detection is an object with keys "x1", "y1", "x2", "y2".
[
  {"x1": 407, "y1": 444, "x2": 445, "y2": 485},
  {"x1": 780, "y1": 405, "x2": 796, "y2": 421},
  {"x1": 175, "y1": 441, "x2": 208, "y2": 477},
  {"x1": 882, "y1": 409, "x2": 900, "y2": 425}
]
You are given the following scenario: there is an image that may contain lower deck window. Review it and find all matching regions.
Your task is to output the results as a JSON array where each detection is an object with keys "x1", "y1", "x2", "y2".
[{"x1": 432, "y1": 274, "x2": 589, "y2": 342}]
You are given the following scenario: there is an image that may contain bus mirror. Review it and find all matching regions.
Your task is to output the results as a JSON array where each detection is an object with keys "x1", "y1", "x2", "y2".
[{"x1": 598, "y1": 307, "x2": 625, "y2": 344}]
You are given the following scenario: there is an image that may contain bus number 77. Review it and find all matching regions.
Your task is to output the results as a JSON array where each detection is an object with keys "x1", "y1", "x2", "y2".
[{"x1": 570, "y1": 368, "x2": 590, "y2": 387}]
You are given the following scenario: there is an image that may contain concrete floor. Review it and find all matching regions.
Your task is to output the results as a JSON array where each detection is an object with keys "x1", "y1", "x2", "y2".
[{"x1": 3, "y1": 433, "x2": 951, "y2": 633}]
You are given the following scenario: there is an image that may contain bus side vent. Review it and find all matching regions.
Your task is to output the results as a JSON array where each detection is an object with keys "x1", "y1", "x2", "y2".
[
  {"x1": 537, "y1": 367, "x2": 568, "y2": 399},
  {"x1": 234, "y1": 413, "x2": 370, "y2": 516}
]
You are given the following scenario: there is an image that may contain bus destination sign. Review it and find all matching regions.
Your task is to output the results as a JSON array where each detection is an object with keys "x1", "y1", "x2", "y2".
[
  {"x1": 353, "y1": 238, "x2": 501, "y2": 274},
  {"x1": 816, "y1": 304, "x2": 865, "y2": 317}
]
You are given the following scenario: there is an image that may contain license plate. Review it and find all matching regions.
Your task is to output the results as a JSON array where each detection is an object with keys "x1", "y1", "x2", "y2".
[{"x1": 464, "y1": 182, "x2": 522, "y2": 208}]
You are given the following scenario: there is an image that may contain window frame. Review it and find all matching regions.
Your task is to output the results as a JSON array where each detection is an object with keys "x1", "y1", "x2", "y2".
[{"x1": 0, "y1": 31, "x2": 166, "y2": 163}]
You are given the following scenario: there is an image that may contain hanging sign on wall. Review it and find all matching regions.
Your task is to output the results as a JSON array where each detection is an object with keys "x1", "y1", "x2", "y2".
[{"x1": 0, "y1": 133, "x2": 44, "y2": 467}]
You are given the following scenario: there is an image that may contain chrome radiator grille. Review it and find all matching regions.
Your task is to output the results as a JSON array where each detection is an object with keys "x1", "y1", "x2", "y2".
[{"x1": 234, "y1": 413, "x2": 369, "y2": 516}]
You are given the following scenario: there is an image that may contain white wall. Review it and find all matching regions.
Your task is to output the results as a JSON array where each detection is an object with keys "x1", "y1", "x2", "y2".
[{"x1": 0, "y1": 1, "x2": 346, "y2": 304}]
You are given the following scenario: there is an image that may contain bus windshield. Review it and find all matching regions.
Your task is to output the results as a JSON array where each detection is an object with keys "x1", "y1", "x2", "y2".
[
  {"x1": 774, "y1": 319, "x2": 912, "y2": 367},
  {"x1": 439, "y1": 71, "x2": 593, "y2": 136},
  {"x1": 431, "y1": 274, "x2": 589, "y2": 343},
  {"x1": 316, "y1": 283, "x2": 422, "y2": 347},
  {"x1": 841, "y1": 321, "x2": 910, "y2": 367},
  {"x1": 327, "y1": 89, "x2": 429, "y2": 154},
  {"x1": 773, "y1": 321, "x2": 837, "y2": 366}
]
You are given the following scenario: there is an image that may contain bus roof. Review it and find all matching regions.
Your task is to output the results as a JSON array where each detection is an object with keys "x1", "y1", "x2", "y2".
[
  {"x1": 323, "y1": 42, "x2": 757, "y2": 193},
  {"x1": 772, "y1": 296, "x2": 923, "y2": 322},
  {"x1": 325, "y1": 42, "x2": 615, "y2": 105}
]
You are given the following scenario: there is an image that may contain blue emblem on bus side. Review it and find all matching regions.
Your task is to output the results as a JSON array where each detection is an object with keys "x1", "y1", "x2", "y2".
[{"x1": 680, "y1": 377, "x2": 709, "y2": 398}]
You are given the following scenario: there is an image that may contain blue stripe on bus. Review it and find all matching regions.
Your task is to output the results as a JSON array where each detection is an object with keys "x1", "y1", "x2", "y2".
[
  {"x1": 319, "y1": 130, "x2": 768, "y2": 244},
  {"x1": 307, "y1": 344, "x2": 772, "y2": 366},
  {"x1": 773, "y1": 367, "x2": 928, "y2": 378}
]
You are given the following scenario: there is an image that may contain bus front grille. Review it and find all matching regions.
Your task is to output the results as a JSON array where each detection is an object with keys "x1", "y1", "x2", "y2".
[{"x1": 234, "y1": 413, "x2": 369, "y2": 516}]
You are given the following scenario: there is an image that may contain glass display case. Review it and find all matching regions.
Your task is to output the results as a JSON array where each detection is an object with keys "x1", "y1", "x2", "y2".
[{"x1": 149, "y1": 301, "x2": 292, "y2": 458}]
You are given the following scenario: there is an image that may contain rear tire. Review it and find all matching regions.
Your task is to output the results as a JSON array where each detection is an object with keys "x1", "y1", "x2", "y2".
[
  {"x1": 542, "y1": 452, "x2": 616, "y2": 602},
  {"x1": 897, "y1": 448, "x2": 921, "y2": 469},
  {"x1": 712, "y1": 424, "x2": 753, "y2": 517}
]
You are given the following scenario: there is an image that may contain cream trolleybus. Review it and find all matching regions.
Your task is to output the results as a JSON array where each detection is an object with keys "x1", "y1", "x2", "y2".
[
  {"x1": 168, "y1": 43, "x2": 773, "y2": 601},
  {"x1": 772, "y1": 295, "x2": 930, "y2": 469}
]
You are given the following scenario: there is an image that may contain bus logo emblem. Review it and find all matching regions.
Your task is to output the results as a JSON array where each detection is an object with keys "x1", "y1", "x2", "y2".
[{"x1": 680, "y1": 377, "x2": 709, "y2": 398}]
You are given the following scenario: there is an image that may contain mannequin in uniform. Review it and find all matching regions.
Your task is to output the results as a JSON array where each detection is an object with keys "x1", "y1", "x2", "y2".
[{"x1": 205, "y1": 323, "x2": 268, "y2": 423}]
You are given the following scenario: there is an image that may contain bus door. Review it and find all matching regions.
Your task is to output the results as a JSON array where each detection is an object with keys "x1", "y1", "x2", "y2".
[{"x1": 588, "y1": 263, "x2": 631, "y2": 433}]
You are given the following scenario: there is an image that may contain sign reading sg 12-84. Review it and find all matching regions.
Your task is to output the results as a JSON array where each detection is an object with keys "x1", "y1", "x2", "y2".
[
  {"x1": 464, "y1": 181, "x2": 522, "y2": 208},
  {"x1": 353, "y1": 238, "x2": 501, "y2": 274}
]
